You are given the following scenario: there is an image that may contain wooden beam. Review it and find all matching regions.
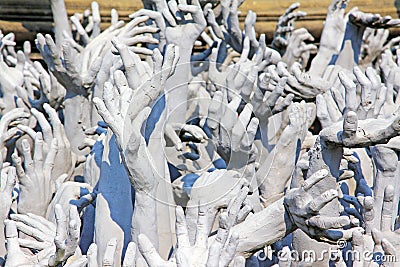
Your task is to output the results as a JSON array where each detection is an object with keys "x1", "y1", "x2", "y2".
[{"x1": 0, "y1": 0, "x2": 399, "y2": 44}]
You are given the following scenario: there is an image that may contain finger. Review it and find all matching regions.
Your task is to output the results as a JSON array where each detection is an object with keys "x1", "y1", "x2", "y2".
[
  {"x1": 114, "y1": 70, "x2": 129, "y2": 94},
  {"x1": 221, "y1": 95, "x2": 241, "y2": 132},
  {"x1": 342, "y1": 111, "x2": 358, "y2": 142},
  {"x1": 175, "y1": 206, "x2": 190, "y2": 247},
  {"x1": 54, "y1": 204, "x2": 67, "y2": 249},
  {"x1": 274, "y1": 36, "x2": 288, "y2": 48},
  {"x1": 17, "y1": 238, "x2": 50, "y2": 250},
  {"x1": 316, "y1": 94, "x2": 332, "y2": 127},
  {"x1": 126, "y1": 107, "x2": 151, "y2": 153},
  {"x1": 78, "y1": 138, "x2": 96, "y2": 150},
  {"x1": 15, "y1": 125, "x2": 36, "y2": 143},
  {"x1": 122, "y1": 15, "x2": 150, "y2": 35},
  {"x1": 4, "y1": 167, "x2": 16, "y2": 196},
  {"x1": 43, "y1": 103, "x2": 62, "y2": 131},
  {"x1": 365, "y1": 67, "x2": 381, "y2": 90},
  {"x1": 237, "y1": 204, "x2": 252, "y2": 223},
  {"x1": 338, "y1": 71, "x2": 357, "y2": 113},
  {"x1": 83, "y1": 56, "x2": 102, "y2": 88},
  {"x1": 10, "y1": 213, "x2": 55, "y2": 237},
  {"x1": 374, "y1": 85, "x2": 387, "y2": 117},
  {"x1": 276, "y1": 25, "x2": 294, "y2": 34},
  {"x1": 93, "y1": 97, "x2": 121, "y2": 139},
  {"x1": 306, "y1": 215, "x2": 350, "y2": 229},
  {"x1": 87, "y1": 243, "x2": 98, "y2": 267},
  {"x1": 33, "y1": 132, "x2": 44, "y2": 166},
  {"x1": 138, "y1": 234, "x2": 165, "y2": 266},
  {"x1": 111, "y1": 8, "x2": 119, "y2": 26},
  {"x1": 21, "y1": 139, "x2": 34, "y2": 175},
  {"x1": 43, "y1": 138, "x2": 58, "y2": 178},
  {"x1": 220, "y1": 232, "x2": 239, "y2": 266},
  {"x1": 164, "y1": 44, "x2": 180, "y2": 82},
  {"x1": 178, "y1": 4, "x2": 204, "y2": 25},
  {"x1": 5, "y1": 220, "x2": 22, "y2": 254},
  {"x1": 31, "y1": 108, "x2": 53, "y2": 145},
  {"x1": 130, "y1": 25, "x2": 160, "y2": 37},
  {"x1": 70, "y1": 16, "x2": 90, "y2": 45},
  {"x1": 273, "y1": 94, "x2": 294, "y2": 114},
  {"x1": 381, "y1": 238, "x2": 396, "y2": 256},
  {"x1": 299, "y1": 44, "x2": 318, "y2": 54},
  {"x1": 26, "y1": 213, "x2": 56, "y2": 233},
  {"x1": 183, "y1": 125, "x2": 208, "y2": 141},
  {"x1": 11, "y1": 153, "x2": 27, "y2": 185},
  {"x1": 91, "y1": 1, "x2": 101, "y2": 37},
  {"x1": 206, "y1": 242, "x2": 221, "y2": 266},
  {"x1": 162, "y1": 7, "x2": 177, "y2": 27},
  {"x1": 169, "y1": 0, "x2": 183, "y2": 21},
  {"x1": 353, "y1": 67, "x2": 372, "y2": 110},
  {"x1": 228, "y1": 186, "x2": 249, "y2": 224},
  {"x1": 254, "y1": 34, "x2": 266, "y2": 64},
  {"x1": 331, "y1": 85, "x2": 345, "y2": 113},
  {"x1": 125, "y1": 35, "x2": 159, "y2": 46},
  {"x1": 122, "y1": 242, "x2": 136, "y2": 267},
  {"x1": 111, "y1": 37, "x2": 141, "y2": 89},
  {"x1": 165, "y1": 124, "x2": 183, "y2": 151},
  {"x1": 284, "y1": 2, "x2": 300, "y2": 16},
  {"x1": 0, "y1": 108, "x2": 30, "y2": 133},
  {"x1": 14, "y1": 221, "x2": 51, "y2": 242},
  {"x1": 301, "y1": 169, "x2": 329, "y2": 191},
  {"x1": 207, "y1": 91, "x2": 223, "y2": 130},
  {"x1": 267, "y1": 76, "x2": 286, "y2": 107},
  {"x1": 102, "y1": 82, "x2": 119, "y2": 121},
  {"x1": 231, "y1": 104, "x2": 253, "y2": 152},
  {"x1": 239, "y1": 37, "x2": 250, "y2": 63},
  {"x1": 242, "y1": 118, "x2": 258, "y2": 148},
  {"x1": 307, "y1": 189, "x2": 338, "y2": 213},
  {"x1": 103, "y1": 238, "x2": 117, "y2": 266},
  {"x1": 195, "y1": 205, "x2": 209, "y2": 248},
  {"x1": 381, "y1": 185, "x2": 394, "y2": 232}
]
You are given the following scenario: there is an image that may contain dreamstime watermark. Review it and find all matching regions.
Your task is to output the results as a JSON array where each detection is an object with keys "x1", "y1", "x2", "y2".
[{"x1": 256, "y1": 239, "x2": 397, "y2": 263}]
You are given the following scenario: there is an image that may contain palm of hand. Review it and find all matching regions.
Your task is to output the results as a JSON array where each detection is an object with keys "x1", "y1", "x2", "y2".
[{"x1": 166, "y1": 23, "x2": 204, "y2": 48}]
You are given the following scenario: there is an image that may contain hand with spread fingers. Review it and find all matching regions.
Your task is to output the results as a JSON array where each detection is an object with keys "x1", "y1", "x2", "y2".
[
  {"x1": 138, "y1": 205, "x2": 243, "y2": 267},
  {"x1": 12, "y1": 134, "x2": 59, "y2": 216},
  {"x1": 282, "y1": 28, "x2": 317, "y2": 68},
  {"x1": 4, "y1": 220, "x2": 54, "y2": 267},
  {"x1": 272, "y1": 2, "x2": 307, "y2": 55},
  {"x1": 86, "y1": 239, "x2": 138, "y2": 267},
  {"x1": 284, "y1": 169, "x2": 363, "y2": 243},
  {"x1": 48, "y1": 204, "x2": 82, "y2": 266},
  {"x1": 0, "y1": 167, "x2": 16, "y2": 257}
]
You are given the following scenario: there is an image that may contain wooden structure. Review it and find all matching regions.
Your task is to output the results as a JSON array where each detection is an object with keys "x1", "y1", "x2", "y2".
[{"x1": 0, "y1": 0, "x2": 399, "y2": 43}]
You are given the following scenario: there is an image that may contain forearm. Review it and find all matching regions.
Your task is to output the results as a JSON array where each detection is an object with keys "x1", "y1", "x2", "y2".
[
  {"x1": 63, "y1": 93, "x2": 91, "y2": 155},
  {"x1": 232, "y1": 197, "x2": 295, "y2": 257},
  {"x1": 309, "y1": 47, "x2": 337, "y2": 77},
  {"x1": 257, "y1": 141, "x2": 297, "y2": 203},
  {"x1": 132, "y1": 190, "x2": 158, "y2": 248},
  {"x1": 50, "y1": 0, "x2": 72, "y2": 47},
  {"x1": 165, "y1": 47, "x2": 192, "y2": 124},
  {"x1": 0, "y1": 222, "x2": 5, "y2": 257}
]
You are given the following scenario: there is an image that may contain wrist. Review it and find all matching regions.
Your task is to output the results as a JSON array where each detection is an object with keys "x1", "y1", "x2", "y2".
[{"x1": 233, "y1": 197, "x2": 297, "y2": 256}]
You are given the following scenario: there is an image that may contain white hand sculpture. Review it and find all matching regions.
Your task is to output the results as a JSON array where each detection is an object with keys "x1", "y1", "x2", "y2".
[{"x1": 12, "y1": 134, "x2": 58, "y2": 216}]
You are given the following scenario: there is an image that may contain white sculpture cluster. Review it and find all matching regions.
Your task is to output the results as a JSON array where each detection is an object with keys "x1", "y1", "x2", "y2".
[{"x1": 0, "y1": 0, "x2": 400, "y2": 266}]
